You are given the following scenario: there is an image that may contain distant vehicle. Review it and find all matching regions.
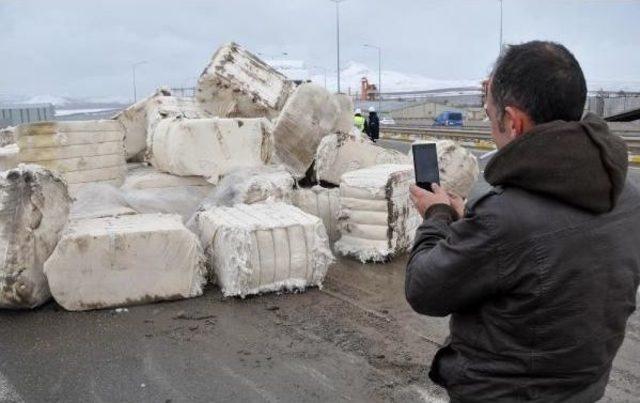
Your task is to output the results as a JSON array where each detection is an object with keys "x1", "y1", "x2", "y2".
[
  {"x1": 433, "y1": 111, "x2": 464, "y2": 126},
  {"x1": 380, "y1": 116, "x2": 396, "y2": 125}
]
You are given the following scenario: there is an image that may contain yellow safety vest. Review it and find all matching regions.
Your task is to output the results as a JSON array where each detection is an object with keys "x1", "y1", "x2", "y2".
[{"x1": 354, "y1": 115, "x2": 365, "y2": 131}]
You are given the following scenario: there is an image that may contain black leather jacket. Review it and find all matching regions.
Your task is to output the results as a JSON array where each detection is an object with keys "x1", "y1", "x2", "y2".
[{"x1": 406, "y1": 114, "x2": 640, "y2": 402}]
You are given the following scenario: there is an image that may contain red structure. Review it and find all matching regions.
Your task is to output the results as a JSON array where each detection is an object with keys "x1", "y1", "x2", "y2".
[{"x1": 360, "y1": 77, "x2": 378, "y2": 101}]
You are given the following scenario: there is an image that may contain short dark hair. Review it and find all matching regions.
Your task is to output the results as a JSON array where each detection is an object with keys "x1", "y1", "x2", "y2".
[{"x1": 490, "y1": 41, "x2": 587, "y2": 125}]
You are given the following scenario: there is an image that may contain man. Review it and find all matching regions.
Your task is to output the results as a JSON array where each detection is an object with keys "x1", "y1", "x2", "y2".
[
  {"x1": 353, "y1": 108, "x2": 367, "y2": 134},
  {"x1": 405, "y1": 40, "x2": 640, "y2": 402},
  {"x1": 367, "y1": 106, "x2": 380, "y2": 142}
]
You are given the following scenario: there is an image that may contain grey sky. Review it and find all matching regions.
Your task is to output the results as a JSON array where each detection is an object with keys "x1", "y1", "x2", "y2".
[{"x1": 1, "y1": 0, "x2": 639, "y2": 100}]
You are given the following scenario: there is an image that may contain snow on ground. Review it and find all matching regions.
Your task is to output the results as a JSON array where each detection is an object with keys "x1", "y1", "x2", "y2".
[{"x1": 55, "y1": 108, "x2": 119, "y2": 117}]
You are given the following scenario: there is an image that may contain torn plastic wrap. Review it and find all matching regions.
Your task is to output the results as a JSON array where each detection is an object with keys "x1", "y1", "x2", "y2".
[{"x1": 198, "y1": 166, "x2": 294, "y2": 210}]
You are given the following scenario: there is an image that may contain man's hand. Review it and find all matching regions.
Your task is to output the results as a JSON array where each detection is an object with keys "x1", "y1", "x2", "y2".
[
  {"x1": 410, "y1": 184, "x2": 450, "y2": 218},
  {"x1": 447, "y1": 192, "x2": 465, "y2": 219}
]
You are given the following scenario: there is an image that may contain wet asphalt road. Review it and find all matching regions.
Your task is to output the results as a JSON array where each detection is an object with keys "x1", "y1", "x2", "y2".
[{"x1": 0, "y1": 139, "x2": 638, "y2": 402}]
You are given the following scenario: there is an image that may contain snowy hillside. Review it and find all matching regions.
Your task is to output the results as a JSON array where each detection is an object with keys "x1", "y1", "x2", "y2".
[{"x1": 309, "y1": 61, "x2": 481, "y2": 93}]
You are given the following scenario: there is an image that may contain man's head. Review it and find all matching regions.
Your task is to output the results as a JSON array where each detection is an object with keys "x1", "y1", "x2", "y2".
[{"x1": 485, "y1": 41, "x2": 587, "y2": 148}]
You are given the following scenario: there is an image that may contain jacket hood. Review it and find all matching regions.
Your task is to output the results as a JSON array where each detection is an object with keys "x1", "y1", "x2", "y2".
[{"x1": 484, "y1": 113, "x2": 628, "y2": 213}]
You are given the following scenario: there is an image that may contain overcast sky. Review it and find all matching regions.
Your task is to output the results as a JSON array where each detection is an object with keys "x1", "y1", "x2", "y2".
[{"x1": 1, "y1": 0, "x2": 639, "y2": 100}]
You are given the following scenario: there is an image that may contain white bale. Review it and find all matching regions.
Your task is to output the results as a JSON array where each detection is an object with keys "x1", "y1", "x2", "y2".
[
  {"x1": 196, "y1": 42, "x2": 294, "y2": 119},
  {"x1": 192, "y1": 203, "x2": 333, "y2": 298},
  {"x1": 292, "y1": 186, "x2": 341, "y2": 242},
  {"x1": 70, "y1": 183, "x2": 136, "y2": 221},
  {"x1": 114, "y1": 88, "x2": 211, "y2": 161},
  {"x1": 122, "y1": 164, "x2": 211, "y2": 190},
  {"x1": 334, "y1": 164, "x2": 421, "y2": 262},
  {"x1": 273, "y1": 83, "x2": 340, "y2": 178},
  {"x1": 408, "y1": 139, "x2": 479, "y2": 199},
  {"x1": 0, "y1": 144, "x2": 18, "y2": 171},
  {"x1": 0, "y1": 126, "x2": 15, "y2": 147},
  {"x1": 332, "y1": 93, "x2": 354, "y2": 134},
  {"x1": 0, "y1": 165, "x2": 71, "y2": 309},
  {"x1": 44, "y1": 214, "x2": 207, "y2": 311},
  {"x1": 16, "y1": 120, "x2": 127, "y2": 189},
  {"x1": 315, "y1": 133, "x2": 409, "y2": 185},
  {"x1": 199, "y1": 166, "x2": 294, "y2": 209},
  {"x1": 148, "y1": 117, "x2": 273, "y2": 184}
]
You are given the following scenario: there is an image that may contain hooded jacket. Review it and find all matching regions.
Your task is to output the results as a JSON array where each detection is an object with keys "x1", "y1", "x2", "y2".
[{"x1": 405, "y1": 113, "x2": 640, "y2": 402}]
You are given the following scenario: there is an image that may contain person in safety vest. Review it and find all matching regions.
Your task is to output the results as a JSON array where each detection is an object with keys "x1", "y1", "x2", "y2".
[{"x1": 354, "y1": 108, "x2": 368, "y2": 135}]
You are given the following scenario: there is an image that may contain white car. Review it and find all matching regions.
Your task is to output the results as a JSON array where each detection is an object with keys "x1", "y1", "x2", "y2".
[{"x1": 380, "y1": 117, "x2": 395, "y2": 125}]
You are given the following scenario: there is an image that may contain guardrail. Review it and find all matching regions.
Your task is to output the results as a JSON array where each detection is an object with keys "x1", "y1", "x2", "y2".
[{"x1": 380, "y1": 125, "x2": 640, "y2": 154}]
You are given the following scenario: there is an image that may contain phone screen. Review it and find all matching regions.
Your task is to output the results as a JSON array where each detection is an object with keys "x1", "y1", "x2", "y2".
[{"x1": 412, "y1": 143, "x2": 440, "y2": 191}]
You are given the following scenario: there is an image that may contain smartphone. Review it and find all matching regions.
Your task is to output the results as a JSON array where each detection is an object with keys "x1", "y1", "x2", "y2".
[{"x1": 412, "y1": 143, "x2": 439, "y2": 192}]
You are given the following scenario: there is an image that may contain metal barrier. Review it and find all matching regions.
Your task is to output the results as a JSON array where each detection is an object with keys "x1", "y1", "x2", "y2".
[{"x1": 381, "y1": 125, "x2": 640, "y2": 154}]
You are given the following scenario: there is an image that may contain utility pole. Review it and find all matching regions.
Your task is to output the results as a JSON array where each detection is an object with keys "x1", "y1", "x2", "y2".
[
  {"x1": 131, "y1": 61, "x2": 148, "y2": 103},
  {"x1": 363, "y1": 44, "x2": 382, "y2": 112},
  {"x1": 330, "y1": 0, "x2": 346, "y2": 93}
]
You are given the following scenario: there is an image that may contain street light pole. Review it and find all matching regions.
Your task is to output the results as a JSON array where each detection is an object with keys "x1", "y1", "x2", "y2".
[
  {"x1": 311, "y1": 66, "x2": 327, "y2": 89},
  {"x1": 131, "y1": 61, "x2": 148, "y2": 103},
  {"x1": 364, "y1": 44, "x2": 381, "y2": 112},
  {"x1": 330, "y1": 0, "x2": 346, "y2": 93}
]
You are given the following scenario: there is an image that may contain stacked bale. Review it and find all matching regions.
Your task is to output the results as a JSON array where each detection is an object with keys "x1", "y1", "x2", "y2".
[
  {"x1": 16, "y1": 121, "x2": 127, "y2": 194},
  {"x1": 334, "y1": 164, "x2": 421, "y2": 262}
]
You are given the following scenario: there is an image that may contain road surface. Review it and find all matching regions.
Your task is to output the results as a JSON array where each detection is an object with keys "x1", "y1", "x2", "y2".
[{"x1": 0, "y1": 140, "x2": 638, "y2": 402}]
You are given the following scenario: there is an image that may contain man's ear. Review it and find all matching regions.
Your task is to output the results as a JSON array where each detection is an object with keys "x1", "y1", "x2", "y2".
[{"x1": 504, "y1": 106, "x2": 533, "y2": 138}]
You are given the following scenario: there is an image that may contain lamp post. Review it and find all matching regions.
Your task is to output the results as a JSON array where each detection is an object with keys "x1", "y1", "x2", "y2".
[
  {"x1": 330, "y1": 0, "x2": 346, "y2": 93},
  {"x1": 131, "y1": 61, "x2": 148, "y2": 103},
  {"x1": 363, "y1": 44, "x2": 381, "y2": 112},
  {"x1": 310, "y1": 65, "x2": 328, "y2": 89}
]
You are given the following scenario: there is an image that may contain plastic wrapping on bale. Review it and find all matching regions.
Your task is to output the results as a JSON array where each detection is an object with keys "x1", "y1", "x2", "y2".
[
  {"x1": 122, "y1": 164, "x2": 211, "y2": 190},
  {"x1": 16, "y1": 120, "x2": 127, "y2": 194},
  {"x1": 334, "y1": 164, "x2": 421, "y2": 263},
  {"x1": 198, "y1": 166, "x2": 294, "y2": 209},
  {"x1": 292, "y1": 186, "x2": 341, "y2": 242},
  {"x1": 196, "y1": 42, "x2": 295, "y2": 119},
  {"x1": 120, "y1": 165, "x2": 214, "y2": 223},
  {"x1": 147, "y1": 117, "x2": 273, "y2": 184},
  {"x1": 273, "y1": 84, "x2": 340, "y2": 178},
  {"x1": 0, "y1": 165, "x2": 71, "y2": 309},
  {"x1": 315, "y1": 133, "x2": 409, "y2": 185},
  {"x1": 70, "y1": 183, "x2": 136, "y2": 220},
  {"x1": 44, "y1": 214, "x2": 207, "y2": 311},
  {"x1": 114, "y1": 88, "x2": 211, "y2": 161},
  {"x1": 192, "y1": 203, "x2": 333, "y2": 298},
  {"x1": 407, "y1": 139, "x2": 479, "y2": 199}
]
